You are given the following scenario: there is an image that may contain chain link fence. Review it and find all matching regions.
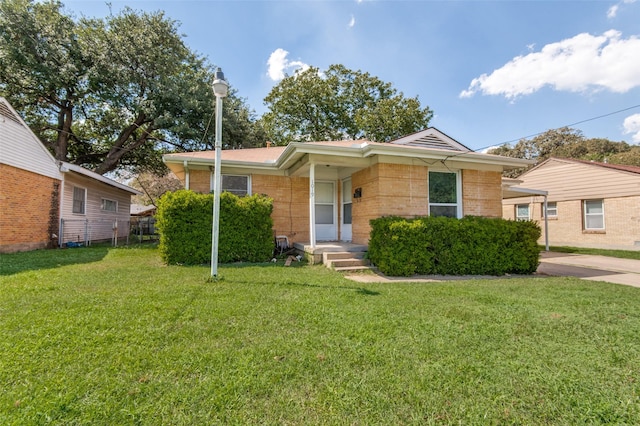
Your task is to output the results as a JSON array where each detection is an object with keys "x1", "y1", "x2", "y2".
[
  {"x1": 130, "y1": 216, "x2": 158, "y2": 243},
  {"x1": 59, "y1": 218, "x2": 131, "y2": 248}
]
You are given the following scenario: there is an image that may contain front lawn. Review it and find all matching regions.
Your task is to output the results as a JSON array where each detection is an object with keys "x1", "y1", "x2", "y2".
[{"x1": 1, "y1": 246, "x2": 639, "y2": 424}]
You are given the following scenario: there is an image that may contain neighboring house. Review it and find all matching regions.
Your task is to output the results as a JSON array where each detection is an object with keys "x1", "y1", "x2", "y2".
[
  {"x1": 163, "y1": 128, "x2": 532, "y2": 248},
  {"x1": 0, "y1": 97, "x2": 141, "y2": 253},
  {"x1": 502, "y1": 157, "x2": 640, "y2": 250}
]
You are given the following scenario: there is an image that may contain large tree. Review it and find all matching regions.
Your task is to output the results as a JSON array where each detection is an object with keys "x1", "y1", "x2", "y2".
[
  {"x1": 0, "y1": 0, "x2": 264, "y2": 175},
  {"x1": 262, "y1": 64, "x2": 433, "y2": 144},
  {"x1": 489, "y1": 127, "x2": 640, "y2": 176}
]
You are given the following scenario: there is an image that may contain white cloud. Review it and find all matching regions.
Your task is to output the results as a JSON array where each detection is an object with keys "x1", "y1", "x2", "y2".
[
  {"x1": 608, "y1": 0, "x2": 637, "y2": 18},
  {"x1": 623, "y1": 113, "x2": 640, "y2": 143},
  {"x1": 348, "y1": 15, "x2": 356, "y2": 28},
  {"x1": 460, "y1": 30, "x2": 640, "y2": 99},
  {"x1": 266, "y1": 48, "x2": 310, "y2": 81}
]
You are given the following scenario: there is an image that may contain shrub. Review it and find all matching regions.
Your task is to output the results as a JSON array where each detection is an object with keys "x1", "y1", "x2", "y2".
[
  {"x1": 156, "y1": 190, "x2": 274, "y2": 265},
  {"x1": 369, "y1": 216, "x2": 541, "y2": 276}
]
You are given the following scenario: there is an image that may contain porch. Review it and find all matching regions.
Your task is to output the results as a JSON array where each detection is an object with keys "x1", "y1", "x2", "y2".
[{"x1": 293, "y1": 241, "x2": 368, "y2": 266}]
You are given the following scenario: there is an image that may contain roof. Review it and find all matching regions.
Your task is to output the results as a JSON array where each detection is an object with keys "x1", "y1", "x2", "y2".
[
  {"x1": 60, "y1": 162, "x2": 142, "y2": 195},
  {"x1": 163, "y1": 128, "x2": 533, "y2": 172},
  {"x1": 131, "y1": 204, "x2": 156, "y2": 215},
  {"x1": 521, "y1": 157, "x2": 640, "y2": 177}
]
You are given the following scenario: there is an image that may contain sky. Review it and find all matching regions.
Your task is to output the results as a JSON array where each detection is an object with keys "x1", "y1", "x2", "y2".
[{"x1": 63, "y1": 0, "x2": 640, "y2": 151}]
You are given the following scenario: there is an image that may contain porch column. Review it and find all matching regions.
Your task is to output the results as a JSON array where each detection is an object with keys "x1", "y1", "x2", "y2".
[{"x1": 309, "y1": 162, "x2": 316, "y2": 248}]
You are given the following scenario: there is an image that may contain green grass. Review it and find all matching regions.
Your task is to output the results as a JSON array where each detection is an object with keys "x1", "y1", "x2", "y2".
[
  {"x1": 545, "y1": 245, "x2": 640, "y2": 260},
  {"x1": 1, "y1": 246, "x2": 639, "y2": 424}
]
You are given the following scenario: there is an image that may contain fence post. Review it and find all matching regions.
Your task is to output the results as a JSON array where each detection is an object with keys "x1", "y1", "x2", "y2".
[
  {"x1": 59, "y1": 218, "x2": 64, "y2": 248},
  {"x1": 84, "y1": 219, "x2": 89, "y2": 246}
]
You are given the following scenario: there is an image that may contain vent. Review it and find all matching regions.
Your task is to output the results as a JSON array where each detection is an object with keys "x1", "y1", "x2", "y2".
[
  {"x1": 402, "y1": 134, "x2": 466, "y2": 151},
  {"x1": 0, "y1": 102, "x2": 22, "y2": 124}
]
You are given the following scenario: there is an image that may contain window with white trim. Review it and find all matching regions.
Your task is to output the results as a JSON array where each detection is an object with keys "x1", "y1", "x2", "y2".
[
  {"x1": 72, "y1": 186, "x2": 86, "y2": 214},
  {"x1": 101, "y1": 198, "x2": 118, "y2": 212},
  {"x1": 583, "y1": 199, "x2": 604, "y2": 230},
  {"x1": 542, "y1": 202, "x2": 557, "y2": 218},
  {"x1": 428, "y1": 171, "x2": 460, "y2": 218},
  {"x1": 515, "y1": 204, "x2": 530, "y2": 221},
  {"x1": 221, "y1": 175, "x2": 250, "y2": 196}
]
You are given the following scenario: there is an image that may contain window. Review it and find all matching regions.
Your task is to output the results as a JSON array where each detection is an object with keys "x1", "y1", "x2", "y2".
[
  {"x1": 72, "y1": 186, "x2": 86, "y2": 214},
  {"x1": 583, "y1": 199, "x2": 604, "y2": 230},
  {"x1": 101, "y1": 198, "x2": 118, "y2": 212},
  {"x1": 515, "y1": 204, "x2": 530, "y2": 221},
  {"x1": 543, "y1": 202, "x2": 557, "y2": 218},
  {"x1": 221, "y1": 175, "x2": 250, "y2": 196},
  {"x1": 428, "y1": 171, "x2": 460, "y2": 218}
]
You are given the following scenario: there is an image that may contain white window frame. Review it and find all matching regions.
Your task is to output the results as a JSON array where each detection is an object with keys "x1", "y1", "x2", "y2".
[
  {"x1": 428, "y1": 170, "x2": 462, "y2": 218},
  {"x1": 515, "y1": 204, "x2": 530, "y2": 221},
  {"x1": 214, "y1": 174, "x2": 251, "y2": 196},
  {"x1": 543, "y1": 202, "x2": 557, "y2": 218},
  {"x1": 583, "y1": 199, "x2": 605, "y2": 231},
  {"x1": 72, "y1": 186, "x2": 86, "y2": 215},
  {"x1": 101, "y1": 198, "x2": 118, "y2": 213}
]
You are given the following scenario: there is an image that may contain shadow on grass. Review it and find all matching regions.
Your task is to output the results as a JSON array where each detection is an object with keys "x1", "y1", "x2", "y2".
[
  {"x1": 0, "y1": 246, "x2": 111, "y2": 276},
  {"x1": 268, "y1": 279, "x2": 381, "y2": 296}
]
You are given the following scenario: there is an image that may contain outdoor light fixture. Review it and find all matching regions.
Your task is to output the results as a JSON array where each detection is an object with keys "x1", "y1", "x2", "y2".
[{"x1": 211, "y1": 67, "x2": 228, "y2": 279}]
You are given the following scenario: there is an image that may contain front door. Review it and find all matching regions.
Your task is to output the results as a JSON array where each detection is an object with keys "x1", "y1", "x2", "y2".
[
  {"x1": 314, "y1": 181, "x2": 337, "y2": 241},
  {"x1": 341, "y1": 178, "x2": 352, "y2": 241}
]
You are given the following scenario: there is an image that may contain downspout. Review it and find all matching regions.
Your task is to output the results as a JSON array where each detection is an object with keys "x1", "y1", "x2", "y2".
[
  {"x1": 309, "y1": 162, "x2": 316, "y2": 249},
  {"x1": 184, "y1": 160, "x2": 190, "y2": 190},
  {"x1": 543, "y1": 195, "x2": 549, "y2": 251}
]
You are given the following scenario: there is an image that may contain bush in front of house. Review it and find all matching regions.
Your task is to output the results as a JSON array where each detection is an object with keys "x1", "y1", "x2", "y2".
[
  {"x1": 368, "y1": 216, "x2": 541, "y2": 276},
  {"x1": 156, "y1": 190, "x2": 274, "y2": 265}
]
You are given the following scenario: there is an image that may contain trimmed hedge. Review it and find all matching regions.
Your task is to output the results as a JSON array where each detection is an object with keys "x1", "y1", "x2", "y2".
[
  {"x1": 368, "y1": 216, "x2": 541, "y2": 276},
  {"x1": 156, "y1": 190, "x2": 274, "y2": 265}
]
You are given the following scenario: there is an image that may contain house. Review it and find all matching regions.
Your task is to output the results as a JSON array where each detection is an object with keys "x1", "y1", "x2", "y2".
[
  {"x1": 502, "y1": 157, "x2": 640, "y2": 251},
  {"x1": 0, "y1": 97, "x2": 141, "y2": 253},
  {"x1": 162, "y1": 128, "x2": 532, "y2": 251}
]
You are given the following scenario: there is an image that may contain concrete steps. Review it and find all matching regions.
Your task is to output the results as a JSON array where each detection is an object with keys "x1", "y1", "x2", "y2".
[{"x1": 323, "y1": 251, "x2": 373, "y2": 272}]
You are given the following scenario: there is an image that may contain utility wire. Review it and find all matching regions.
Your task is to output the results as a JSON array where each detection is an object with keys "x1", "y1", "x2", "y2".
[{"x1": 472, "y1": 103, "x2": 640, "y2": 153}]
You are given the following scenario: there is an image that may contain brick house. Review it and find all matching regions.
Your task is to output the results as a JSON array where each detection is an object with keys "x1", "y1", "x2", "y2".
[
  {"x1": 0, "y1": 97, "x2": 140, "y2": 253},
  {"x1": 163, "y1": 128, "x2": 532, "y2": 248},
  {"x1": 502, "y1": 157, "x2": 640, "y2": 251}
]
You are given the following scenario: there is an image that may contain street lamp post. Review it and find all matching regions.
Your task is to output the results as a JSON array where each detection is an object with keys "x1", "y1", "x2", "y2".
[{"x1": 211, "y1": 67, "x2": 228, "y2": 279}]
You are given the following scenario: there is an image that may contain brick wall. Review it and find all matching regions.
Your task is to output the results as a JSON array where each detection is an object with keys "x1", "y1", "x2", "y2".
[
  {"x1": 189, "y1": 170, "x2": 211, "y2": 193},
  {"x1": 462, "y1": 169, "x2": 503, "y2": 217},
  {"x1": 0, "y1": 164, "x2": 60, "y2": 253},
  {"x1": 506, "y1": 196, "x2": 640, "y2": 250}
]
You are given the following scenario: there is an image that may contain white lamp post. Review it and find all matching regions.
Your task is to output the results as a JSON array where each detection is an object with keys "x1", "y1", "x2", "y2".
[{"x1": 211, "y1": 67, "x2": 228, "y2": 279}]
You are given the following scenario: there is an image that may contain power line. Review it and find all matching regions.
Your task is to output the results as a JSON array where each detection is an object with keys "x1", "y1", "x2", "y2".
[{"x1": 474, "y1": 103, "x2": 640, "y2": 153}]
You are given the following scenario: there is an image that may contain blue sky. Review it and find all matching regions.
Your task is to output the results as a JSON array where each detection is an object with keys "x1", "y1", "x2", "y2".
[{"x1": 63, "y1": 0, "x2": 640, "y2": 151}]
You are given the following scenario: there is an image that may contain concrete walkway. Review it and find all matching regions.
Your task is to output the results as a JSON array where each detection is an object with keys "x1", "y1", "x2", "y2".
[
  {"x1": 345, "y1": 252, "x2": 640, "y2": 287},
  {"x1": 537, "y1": 251, "x2": 640, "y2": 287}
]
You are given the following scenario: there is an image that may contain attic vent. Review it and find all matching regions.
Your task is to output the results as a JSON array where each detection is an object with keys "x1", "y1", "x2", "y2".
[
  {"x1": 402, "y1": 134, "x2": 466, "y2": 151},
  {"x1": 0, "y1": 102, "x2": 22, "y2": 124}
]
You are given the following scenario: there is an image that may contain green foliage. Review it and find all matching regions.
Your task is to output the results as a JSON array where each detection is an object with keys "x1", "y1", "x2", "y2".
[
  {"x1": 369, "y1": 216, "x2": 541, "y2": 276},
  {"x1": 0, "y1": 0, "x2": 263, "y2": 175},
  {"x1": 262, "y1": 64, "x2": 433, "y2": 144},
  {"x1": 488, "y1": 127, "x2": 639, "y2": 177},
  {"x1": 155, "y1": 190, "x2": 273, "y2": 265}
]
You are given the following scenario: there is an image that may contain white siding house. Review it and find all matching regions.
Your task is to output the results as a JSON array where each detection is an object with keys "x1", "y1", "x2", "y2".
[{"x1": 0, "y1": 97, "x2": 141, "y2": 252}]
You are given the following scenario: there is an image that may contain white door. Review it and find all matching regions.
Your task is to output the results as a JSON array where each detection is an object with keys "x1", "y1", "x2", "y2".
[
  {"x1": 315, "y1": 181, "x2": 337, "y2": 241},
  {"x1": 341, "y1": 178, "x2": 352, "y2": 241}
]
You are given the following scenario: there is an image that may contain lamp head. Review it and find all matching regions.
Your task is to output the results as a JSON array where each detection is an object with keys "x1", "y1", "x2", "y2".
[{"x1": 212, "y1": 67, "x2": 228, "y2": 98}]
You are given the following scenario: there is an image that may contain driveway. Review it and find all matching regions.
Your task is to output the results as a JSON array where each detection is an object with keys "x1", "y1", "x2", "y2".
[
  {"x1": 537, "y1": 251, "x2": 640, "y2": 287},
  {"x1": 346, "y1": 252, "x2": 640, "y2": 287}
]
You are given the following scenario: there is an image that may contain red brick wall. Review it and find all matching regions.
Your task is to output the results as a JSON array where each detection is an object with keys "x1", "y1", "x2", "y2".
[{"x1": 0, "y1": 164, "x2": 60, "y2": 253}]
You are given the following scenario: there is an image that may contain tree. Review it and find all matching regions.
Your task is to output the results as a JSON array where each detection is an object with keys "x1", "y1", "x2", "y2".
[
  {"x1": 262, "y1": 64, "x2": 433, "y2": 144},
  {"x1": 129, "y1": 171, "x2": 183, "y2": 206},
  {"x1": 0, "y1": 0, "x2": 264, "y2": 175},
  {"x1": 488, "y1": 127, "x2": 638, "y2": 176}
]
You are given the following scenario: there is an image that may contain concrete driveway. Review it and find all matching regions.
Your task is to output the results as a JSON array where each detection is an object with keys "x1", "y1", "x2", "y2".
[
  {"x1": 346, "y1": 252, "x2": 640, "y2": 287},
  {"x1": 537, "y1": 251, "x2": 640, "y2": 287}
]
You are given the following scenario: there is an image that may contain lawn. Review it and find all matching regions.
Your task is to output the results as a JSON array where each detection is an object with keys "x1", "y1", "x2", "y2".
[{"x1": 1, "y1": 246, "x2": 639, "y2": 424}]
